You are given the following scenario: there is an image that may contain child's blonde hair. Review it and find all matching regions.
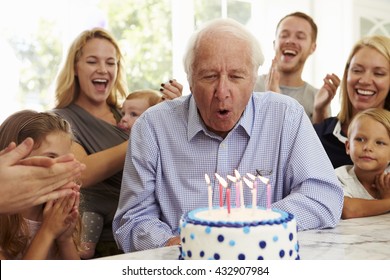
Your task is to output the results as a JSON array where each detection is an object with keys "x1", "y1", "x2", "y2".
[
  {"x1": 125, "y1": 89, "x2": 162, "y2": 107},
  {"x1": 348, "y1": 108, "x2": 390, "y2": 139},
  {"x1": 0, "y1": 110, "x2": 82, "y2": 259}
]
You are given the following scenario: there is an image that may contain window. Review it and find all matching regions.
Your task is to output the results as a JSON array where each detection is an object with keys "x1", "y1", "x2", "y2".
[
  {"x1": 1, "y1": 0, "x2": 257, "y2": 122},
  {"x1": 1, "y1": 0, "x2": 389, "y2": 123},
  {"x1": 0, "y1": 0, "x2": 174, "y2": 122}
]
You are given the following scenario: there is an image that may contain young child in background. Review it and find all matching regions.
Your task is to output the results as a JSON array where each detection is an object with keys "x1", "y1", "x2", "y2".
[
  {"x1": 79, "y1": 89, "x2": 161, "y2": 258},
  {"x1": 0, "y1": 110, "x2": 82, "y2": 259},
  {"x1": 336, "y1": 108, "x2": 390, "y2": 219},
  {"x1": 117, "y1": 89, "x2": 162, "y2": 133}
]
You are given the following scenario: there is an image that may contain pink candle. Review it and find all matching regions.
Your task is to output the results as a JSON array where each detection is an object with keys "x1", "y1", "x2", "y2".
[
  {"x1": 253, "y1": 180, "x2": 257, "y2": 208},
  {"x1": 215, "y1": 173, "x2": 227, "y2": 209},
  {"x1": 234, "y1": 170, "x2": 244, "y2": 209},
  {"x1": 227, "y1": 174, "x2": 239, "y2": 208},
  {"x1": 219, "y1": 183, "x2": 223, "y2": 208},
  {"x1": 235, "y1": 182, "x2": 240, "y2": 208},
  {"x1": 227, "y1": 187, "x2": 231, "y2": 214}
]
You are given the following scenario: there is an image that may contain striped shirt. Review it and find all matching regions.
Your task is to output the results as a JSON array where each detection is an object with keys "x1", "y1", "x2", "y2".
[{"x1": 113, "y1": 92, "x2": 343, "y2": 252}]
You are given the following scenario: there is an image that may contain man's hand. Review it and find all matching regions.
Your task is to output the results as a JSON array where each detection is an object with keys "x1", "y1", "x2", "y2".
[
  {"x1": 0, "y1": 138, "x2": 85, "y2": 214},
  {"x1": 265, "y1": 57, "x2": 281, "y2": 93},
  {"x1": 165, "y1": 236, "x2": 181, "y2": 247}
]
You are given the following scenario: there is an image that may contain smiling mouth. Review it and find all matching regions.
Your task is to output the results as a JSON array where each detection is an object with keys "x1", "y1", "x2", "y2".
[
  {"x1": 356, "y1": 89, "x2": 375, "y2": 96},
  {"x1": 92, "y1": 79, "x2": 108, "y2": 91},
  {"x1": 282, "y1": 49, "x2": 297, "y2": 58}
]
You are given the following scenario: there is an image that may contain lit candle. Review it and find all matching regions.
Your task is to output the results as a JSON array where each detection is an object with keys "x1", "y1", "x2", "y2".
[
  {"x1": 235, "y1": 182, "x2": 240, "y2": 208},
  {"x1": 234, "y1": 170, "x2": 244, "y2": 209},
  {"x1": 267, "y1": 183, "x2": 271, "y2": 210},
  {"x1": 205, "y1": 174, "x2": 213, "y2": 210},
  {"x1": 246, "y1": 172, "x2": 256, "y2": 181},
  {"x1": 227, "y1": 175, "x2": 239, "y2": 208},
  {"x1": 243, "y1": 177, "x2": 256, "y2": 208},
  {"x1": 246, "y1": 173, "x2": 257, "y2": 208},
  {"x1": 226, "y1": 187, "x2": 231, "y2": 214},
  {"x1": 215, "y1": 173, "x2": 227, "y2": 209},
  {"x1": 219, "y1": 184, "x2": 223, "y2": 208}
]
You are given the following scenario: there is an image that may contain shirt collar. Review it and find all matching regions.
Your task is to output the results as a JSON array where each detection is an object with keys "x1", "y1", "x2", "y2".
[
  {"x1": 187, "y1": 94, "x2": 253, "y2": 141},
  {"x1": 187, "y1": 96, "x2": 204, "y2": 141},
  {"x1": 333, "y1": 119, "x2": 348, "y2": 144}
]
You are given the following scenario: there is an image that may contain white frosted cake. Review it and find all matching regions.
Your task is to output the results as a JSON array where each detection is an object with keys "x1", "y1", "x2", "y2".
[{"x1": 179, "y1": 206, "x2": 299, "y2": 260}]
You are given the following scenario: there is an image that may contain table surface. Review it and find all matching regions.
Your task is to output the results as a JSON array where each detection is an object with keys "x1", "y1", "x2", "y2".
[{"x1": 100, "y1": 213, "x2": 390, "y2": 260}]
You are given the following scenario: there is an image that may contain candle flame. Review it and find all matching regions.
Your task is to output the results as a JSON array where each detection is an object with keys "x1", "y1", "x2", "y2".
[
  {"x1": 227, "y1": 175, "x2": 237, "y2": 183},
  {"x1": 205, "y1": 173, "x2": 211, "y2": 185},
  {"x1": 243, "y1": 177, "x2": 253, "y2": 189},
  {"x1": 258, "y1": 175, "x2": 270, "y2": 184},
  {"x1": 215, "y1": 173, "x2": 228, "y2": 188},
  {"x1": 246, "y1": 172, "x2": 256, "y2": 181},
  {"x1": 234, "y1": 169, "x2": 241, "y2": 180}
]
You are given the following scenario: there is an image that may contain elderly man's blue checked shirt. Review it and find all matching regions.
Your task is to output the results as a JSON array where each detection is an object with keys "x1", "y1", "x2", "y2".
[{"x1": 113, "y1": 92, "x2": 343, "y2": 252}]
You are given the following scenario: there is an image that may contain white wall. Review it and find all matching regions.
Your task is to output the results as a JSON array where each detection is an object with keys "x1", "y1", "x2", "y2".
[
  {"x1": 1, "y1": 0, "x2": 389, "y2": 122},
  {"x1": 233, "y1": 0, "x2": 355, "y2": 115},
  {"x1": 171, "y1": 0, "x2": 389, "y2": 114}
]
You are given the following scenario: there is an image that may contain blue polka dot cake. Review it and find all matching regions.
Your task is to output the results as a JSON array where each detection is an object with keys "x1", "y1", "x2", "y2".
[{"x1": 179, "y1": 206, "x2": 299, "y2": 260}]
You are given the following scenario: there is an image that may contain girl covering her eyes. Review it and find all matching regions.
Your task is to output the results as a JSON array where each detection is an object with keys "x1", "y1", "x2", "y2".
[{"x1": 0, "y1": 110, "x2": 83, "y2": 259}]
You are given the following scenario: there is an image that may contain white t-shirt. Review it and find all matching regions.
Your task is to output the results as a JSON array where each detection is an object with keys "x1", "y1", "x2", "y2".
[
  {"x1": 335, "y1": 165, "x2": 375, "y2": 199},
  {"x1": 254, "y1": 74, "x2": 326, "y2": 123}
]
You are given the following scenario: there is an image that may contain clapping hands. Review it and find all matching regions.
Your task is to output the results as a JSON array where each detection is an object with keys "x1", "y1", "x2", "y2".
[
  {"x1": 0, "y1": 138, "x2": 85, "y2": 214},
  {"x1": 314, "y1": 73, "x2": 341, "y2": 112},
  {"x1": 264, "y1": 57, "x2": 281, "y2": 93}
]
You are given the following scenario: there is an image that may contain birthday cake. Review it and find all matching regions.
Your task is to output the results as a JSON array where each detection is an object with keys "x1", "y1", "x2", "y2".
[{"x1": 179, "y1": 206, "x2": 299, "y2": 260}]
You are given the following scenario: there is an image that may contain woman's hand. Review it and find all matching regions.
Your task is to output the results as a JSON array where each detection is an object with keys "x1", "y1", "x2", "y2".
[{"x1": 160, "y1": 79, "x2": 183, "y2": 100}]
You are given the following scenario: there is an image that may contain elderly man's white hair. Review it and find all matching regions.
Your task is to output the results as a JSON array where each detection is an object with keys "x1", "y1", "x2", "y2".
[{"x1": 183, "y1": 18, "x2": 264, "y2": 84}]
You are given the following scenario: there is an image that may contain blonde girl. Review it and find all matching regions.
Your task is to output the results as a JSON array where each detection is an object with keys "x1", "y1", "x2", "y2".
[{"x1": 0, "y1": 110, "x2": 82, "y2": 259}]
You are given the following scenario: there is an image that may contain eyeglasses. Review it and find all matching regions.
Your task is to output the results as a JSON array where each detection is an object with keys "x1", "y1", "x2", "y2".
[{"x1": 256, "y1": 169, "x2": 272, "y2": 177}]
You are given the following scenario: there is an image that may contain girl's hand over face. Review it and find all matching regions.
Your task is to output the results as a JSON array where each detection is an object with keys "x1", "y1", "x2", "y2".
[
  {"x1": 41, "y1": 191, "x2": 78, "y2": 240},
  {"x1": 57, "y1": 191, "x2": 80, "y2": 244}
]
